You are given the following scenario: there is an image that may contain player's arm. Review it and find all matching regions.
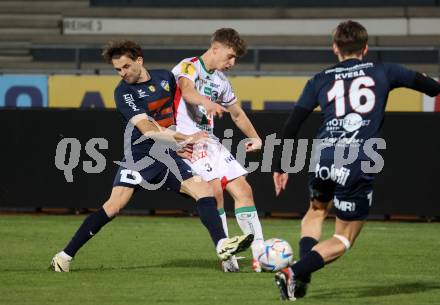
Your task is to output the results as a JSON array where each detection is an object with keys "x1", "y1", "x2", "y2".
[
  {"x1": 385, "y1": 63, "x2": 440, "y2": 96},
  {"x1": 411, "y1": 73, "x2": 440, "y2": 96},
  {"x1": 272, "y1": 80, "x2": 317, "y2": 196},
  {"x1": 227, "y1": 103, "x2": 262, "y2": 152},
  {"x1": 177, "y1": 77, "x2": 228, "y2": 117},
  {"x1": 130, "y1": 113, "x2": 207, "y2": 146},
  {"x1": 115, "y1": 84, "x2": 207, "y2": 148},
  {"x1": 272, "y1": 105, "x2": 313, "y2": 196}
]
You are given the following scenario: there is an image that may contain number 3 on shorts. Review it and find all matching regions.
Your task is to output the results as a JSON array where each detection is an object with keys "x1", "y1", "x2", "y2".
[{"x1": 204, "y1": 163, "x2": 213, "y2": 172}]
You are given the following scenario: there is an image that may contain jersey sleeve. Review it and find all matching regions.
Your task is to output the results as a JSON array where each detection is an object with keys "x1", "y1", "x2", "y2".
[
  {"x1": 296, "y1": 78, "x2": 319, "y2": 111},
  {"x1": 114, "y1": 84, "x2": 145, "y2": 122},
  {"x1": 383, "y1": 63, "x2": 417, "y2": 90},
  {"x1": 171, "y1": 60, "x2": 199, "y2": 84},
  {"x1": 168, "y1": 70, "x2": 177, "y2": 92},
  {"x1": 219, "y1": 80, "x2": 237, "y2": 106}
]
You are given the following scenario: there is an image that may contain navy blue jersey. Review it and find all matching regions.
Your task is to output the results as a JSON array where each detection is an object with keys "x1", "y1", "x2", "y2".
[
  {"x1": 297, "y1": 59, "x2": 416, "y2": 158},
  {"x1": 114, "y1": 69, "x2": 176, "y2": 156}
]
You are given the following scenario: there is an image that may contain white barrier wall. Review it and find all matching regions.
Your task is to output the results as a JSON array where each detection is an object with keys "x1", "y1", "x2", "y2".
[{"x1": 63, "y1": 17, "x2": 440, "y2": 35}]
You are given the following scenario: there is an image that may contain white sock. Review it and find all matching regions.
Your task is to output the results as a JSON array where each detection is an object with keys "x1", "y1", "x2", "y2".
[
  {"x1": 216, "y1": 238, "x2": 227, "y2": 251},
  {"x1": 59, "y1": 251, "x2": 72, "y2": 261},
  {"x1": 235, "y1": 206, "x2": 265, "y2": 259},
  {"x1": 218, "y1": 208, "x2": 229, "y2": 237}
]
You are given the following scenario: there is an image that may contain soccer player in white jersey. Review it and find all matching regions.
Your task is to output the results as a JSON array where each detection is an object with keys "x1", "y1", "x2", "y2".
[{"x1": 171, "y1": 28, "x2": 265, "y2": 272}]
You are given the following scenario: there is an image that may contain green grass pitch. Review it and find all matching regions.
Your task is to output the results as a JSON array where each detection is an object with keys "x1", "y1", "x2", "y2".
[{"x1": 0, "y1": 215, "x2": 439, "y2": 305}]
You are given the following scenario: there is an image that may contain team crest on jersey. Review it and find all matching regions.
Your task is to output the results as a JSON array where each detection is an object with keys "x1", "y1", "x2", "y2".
[
  {"x1": 181, "y1": 62, "x2": 196, "y2": 77},
  {"x1": 161, "y1": 80, "x2": 170, "y2": 92},
  {"x1": 211, "y1": 90, "x2": 219, "y2": 102},
  {"x1": 148, "y1": 85, "x2": 156, "y2": 92}
]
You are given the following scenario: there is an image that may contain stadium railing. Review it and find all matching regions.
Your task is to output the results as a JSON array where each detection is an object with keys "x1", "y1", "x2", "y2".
[{"x1": 0, "y1": 44, "x2": 439, "y2": 77}]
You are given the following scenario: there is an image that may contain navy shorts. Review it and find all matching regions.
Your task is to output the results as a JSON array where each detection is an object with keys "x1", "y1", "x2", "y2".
[
  {"x1": 308, "y1": 159, "x2": 375, "y2": 221},
  {"x1": 113, "y1": 149, "x2": 194, "y2": 193}
]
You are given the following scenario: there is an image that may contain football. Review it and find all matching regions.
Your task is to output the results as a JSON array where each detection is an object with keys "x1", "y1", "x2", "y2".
[{"x1": 258, "y1": 238, "x2": 294, "y2": 272}]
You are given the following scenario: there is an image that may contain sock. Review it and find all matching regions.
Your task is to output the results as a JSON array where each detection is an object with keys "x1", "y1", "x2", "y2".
[
  {"x1": 64, "y1": 208, "x2": 112, "y2": 257},
  {"x1": 291, "y1": 250, "x2": 325, "y2": 280},
  {"x1": 297, "y1": 236, "x2": 319, "y2": 282},
  {"x1": 196, "y1": 197, "x2": 227, "y2": 247},
  {"x1": 58, "y1": 251, "x2": 72, "y2": 261},
  {"x1": 235, "y1": 206, "x2": 264, "y2": 258},
  {"x1": 299, "y1": 236, "x2": 319, "y2": 258},
  {"x1": 218, "y1": 208, "x2": 229, "y2": 236}
]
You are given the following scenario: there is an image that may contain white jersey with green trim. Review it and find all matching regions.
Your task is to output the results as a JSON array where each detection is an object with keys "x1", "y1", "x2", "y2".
[{"x1": 171, "y1": 56, "x2": 237, "y2": 135}]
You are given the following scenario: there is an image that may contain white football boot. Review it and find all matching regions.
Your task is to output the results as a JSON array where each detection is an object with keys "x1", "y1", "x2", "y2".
[
  {"x1": 216, "y1": 234, "x2": 254, "y2": 261},
  {"x1": 50, "y1": 253, "x2": 71, "y2": 272},
  {"x1": 222, "y1": 255, "x2": 240, "y2": 272}
]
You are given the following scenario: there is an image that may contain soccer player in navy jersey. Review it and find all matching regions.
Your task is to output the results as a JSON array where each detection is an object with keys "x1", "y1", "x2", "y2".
[
  {"x1": 50, "y1": 40, "x2": 253, "y2": 272},
  {"x1": 272, "y1": 20, "x2": 440, "y2": 300}
]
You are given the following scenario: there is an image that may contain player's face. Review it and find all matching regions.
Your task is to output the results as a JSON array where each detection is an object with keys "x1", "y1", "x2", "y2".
[
  {"x1": 112, "y1": 55, "x2": 143, "y2": 84},
  {"x1": 214, "y1": 44, "x2": 237, "y2": 71}
]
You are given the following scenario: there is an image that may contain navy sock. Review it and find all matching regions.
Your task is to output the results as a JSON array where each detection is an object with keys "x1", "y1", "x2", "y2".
[
  {"x1": 196, "y1": 197, "x2": 227, "y2": 246},
  {"x1": 297, "y1": 236, "x2": 319, "y2": 283},
  {"x1": 299, "y1": 236, "x2": 318, "y2": 258},
  {"x1": 291, "y1": 250, "x2": 325, "y2": 280},
  {"x1": 64, "y1": 208, "x2": 112, "y2": 257}
]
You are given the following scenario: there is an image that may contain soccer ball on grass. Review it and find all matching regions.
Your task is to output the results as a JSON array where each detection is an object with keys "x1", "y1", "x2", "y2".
[{"x1": 257, "y1": 238, "x2": 294, "y2": 272}]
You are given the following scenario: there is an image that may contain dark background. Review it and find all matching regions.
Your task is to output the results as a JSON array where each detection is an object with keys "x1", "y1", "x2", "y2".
[{"x1": 1, "y1": 109, "x2": 439, "y2": 217}]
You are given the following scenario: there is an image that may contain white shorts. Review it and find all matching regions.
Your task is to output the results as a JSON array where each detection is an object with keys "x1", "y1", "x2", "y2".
[{"x1": 184, "y1": 139, "x2": 248, "y2": 183}]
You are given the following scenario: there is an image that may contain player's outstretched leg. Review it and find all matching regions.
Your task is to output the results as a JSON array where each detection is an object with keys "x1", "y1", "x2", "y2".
[
  {"x1": 219, "y1": 206, "x2": 240, "y2": 272},
  {"x1": 274, "y1": 250, "x2": 325, "y2": 300},
  {"x1": 50, "y1": 186, "x2": 134, "y2": 272},
  {"x1": 180, "y1": 176, "x2": 253, "y2": 262},
  {"x1": 295, "y1": 200, "x2": 332, "y2": 296},
  {"x1": 207, "y1": 178, "x2": 240, "y2": 272},
  {"x1": 225, "y1": 176, "x2": 265, "y2": 272},
  {"x1": 273, "y1": 218, "x2": 364, "y2": 300}
]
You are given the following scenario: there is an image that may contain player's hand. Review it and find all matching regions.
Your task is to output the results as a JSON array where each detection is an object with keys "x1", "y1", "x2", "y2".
[
  {"x1": 245, "y1": 137, "x2": 262, "y2": 152},
  {"x1": 187, "y1": 131, "x2": 208, "y2": 144},
  {"x1": 202, "y1": 98, "x2": 229, "y2": 118},
  {"x1": 177, "y1": 148, "x2": 192, "y2": 160},
  {"x1": 177, "y1": 131, "x2": 206, "y2": 155},
  {"x1": 273, "y1": 172, "x2": 288, "y2": 197}
]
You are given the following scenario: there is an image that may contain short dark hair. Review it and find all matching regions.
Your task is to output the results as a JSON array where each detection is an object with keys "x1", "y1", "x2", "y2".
[
  {"x1": 333, "y1": 20, "x2": 368, "y2": 56},
  {"x1": 211, "y1": 28, "x2": 247, "y2": 58},
  {"x1": 102, "y1": 40, "x2": 143, "y2": 63}
]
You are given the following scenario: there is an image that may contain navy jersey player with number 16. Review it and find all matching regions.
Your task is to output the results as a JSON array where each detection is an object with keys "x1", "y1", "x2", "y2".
[
  {"x1": 272, "y1": 20, "x2": 440, "y2": 301},
  {"x1": 50, "y1": 40, "x2": 253, "y2": 272}
]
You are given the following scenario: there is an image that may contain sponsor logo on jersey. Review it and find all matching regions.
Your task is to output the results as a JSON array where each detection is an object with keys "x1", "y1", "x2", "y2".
[
  {"x1": 148, "y1": 85, "x2": 156, "y2": 93},
  {"x1": 123, "y1": 93, "x2": 139, "y2": 111},
  {"x1": 181, "y1": 62, "x2": 196, "y2": 77},
  {"x1": 161, "y1": 80, "x2": 170, "y2": 92},
  {"x1": 323, "y1": 113, "x2": 370, "y2": 147},
  {"x1": 211, "y1": 90, "x2": 219, "y2": 102},
  {"x1": 137, "y1": 89, "x2": 148, "y2": 98},
  {"x1": 196, "y1": 123, "x2": 213, "y2": 132},
  {"x1": 325, "y1": 62, "x2": 374, "y2": 74},
  {"x1": 323, "y1": 132, "x2": 363, "y2": 147}
]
